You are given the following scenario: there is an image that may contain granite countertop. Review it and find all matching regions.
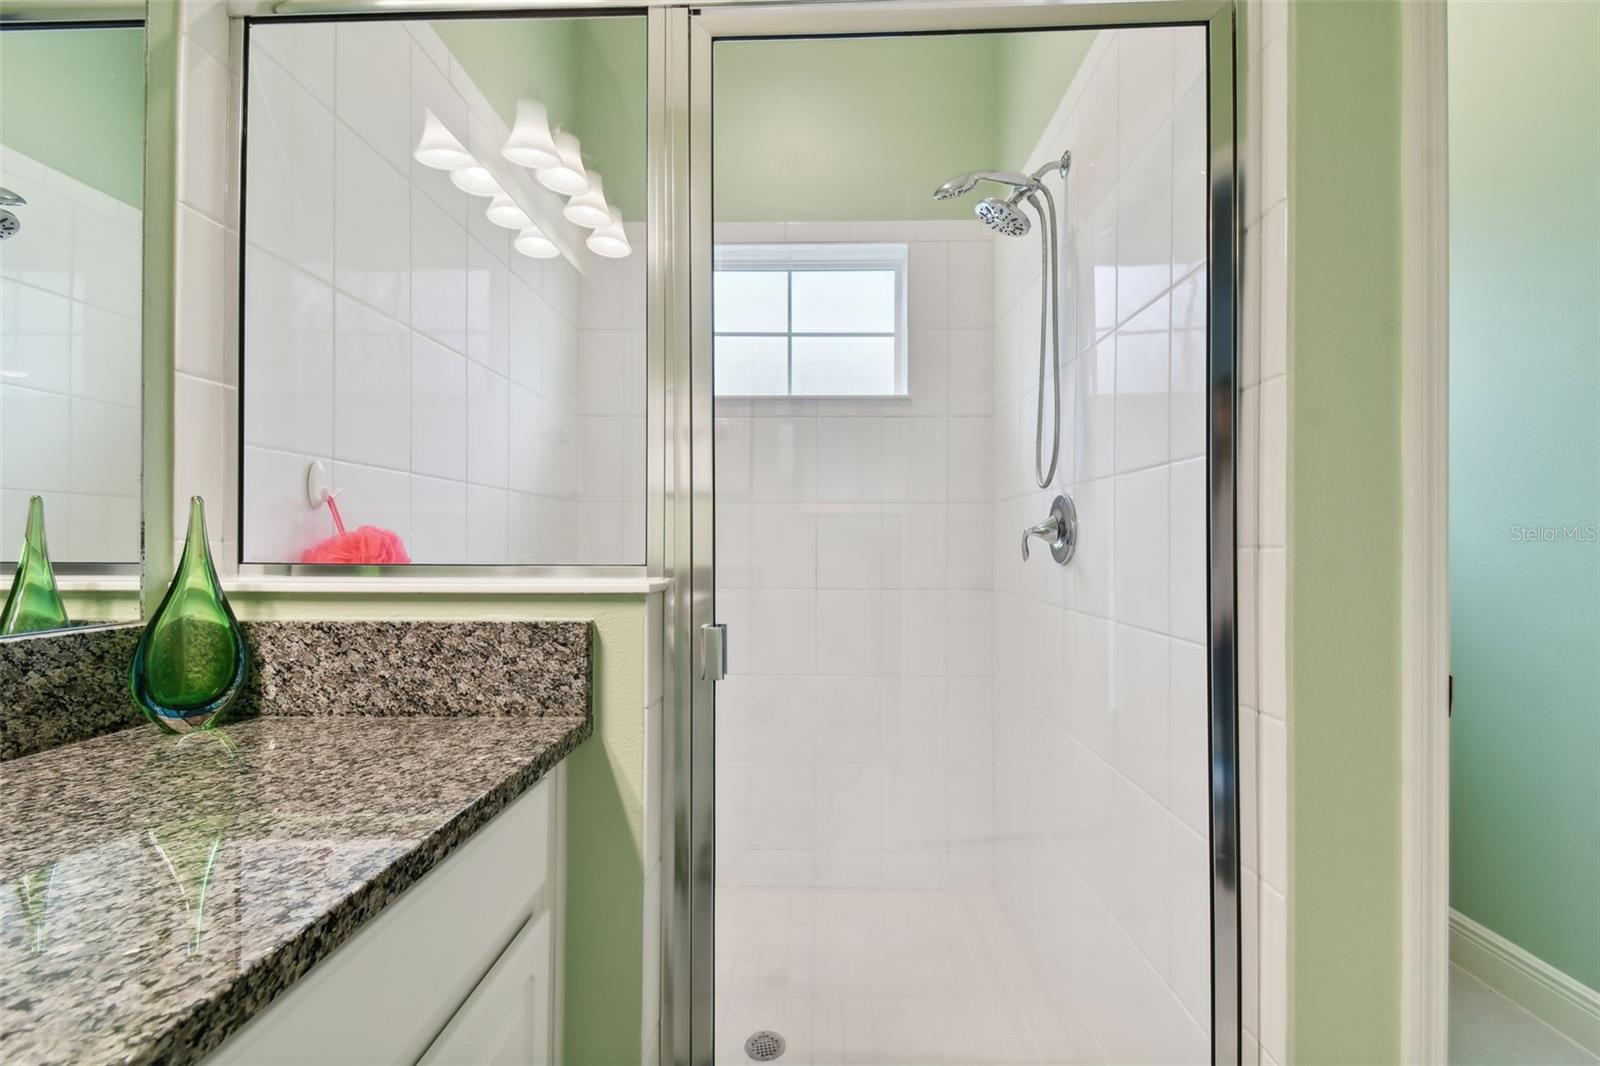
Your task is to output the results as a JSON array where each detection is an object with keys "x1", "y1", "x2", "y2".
[{"x1": 0, "y1": 712, "x2": 591, "y2": 1065}]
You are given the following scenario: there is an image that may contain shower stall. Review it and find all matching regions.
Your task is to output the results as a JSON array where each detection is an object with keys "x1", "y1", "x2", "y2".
[{"x1": 677, "y1": 5, "x2": 1237, "y2": 1064}]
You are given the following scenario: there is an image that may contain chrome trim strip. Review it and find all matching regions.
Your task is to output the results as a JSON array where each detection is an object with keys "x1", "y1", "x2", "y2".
[
  {"x1": 661, "y1": 6, "x2": 696, "y2": 1066},
  {"x1": 1207, "y1": 6, "x2": 1242, "y2": 1062},
  {"x1": 0, "y1": 4, "x2": 141, "y2": 23},
  {"x1": 685, "y1": 13, "x2": 717, "y2": 1063},
  {"x1": 40, "y1": 562, "x2": 143, "y2": 577},
  {"x1": 235, "y1": 563, "x2": 650, "y2": 579},
  {"x1": 0, "y1": 621, "x2": 142, "y2": 644}
]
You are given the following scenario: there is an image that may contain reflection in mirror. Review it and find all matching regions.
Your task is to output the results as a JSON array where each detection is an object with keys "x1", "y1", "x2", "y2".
[
  {"x1": 0, "y1": 20, "x2": 145, "y2": 632},
  {"x1": 240, "y1": 15, "x2": 647, "y2": 567}
]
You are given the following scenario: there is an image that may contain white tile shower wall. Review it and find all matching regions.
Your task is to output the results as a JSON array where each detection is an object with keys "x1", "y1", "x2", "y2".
[
  {"x1": 239, "y1": 22, "x2": 604, "y2": 565},
  {"x1": 577, "y1": 223, "x2": 647, "y2": 565},
  {"x1": 170, "y1": 0, "x2": 241, "y2": 571},
  {"x1": 0, "y1": 147, "x2": 142, "y2": 563},
  {"x1": 989, "y1": 27, "x2": 1213, "y2": 1063},
  {"x1": 713, "y1": 219, "x2": 996, "y2": 893}
]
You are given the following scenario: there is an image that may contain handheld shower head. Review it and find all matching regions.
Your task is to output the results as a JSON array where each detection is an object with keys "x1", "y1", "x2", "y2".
[
  {"x1": 976, "y1": 195, "x2": 1032, "y2": 237},
  {"x1": 934, "y1": 169, "x2": 1042, "y2": 202},
  {"x1": 934, "y1": 172, "x2": 981, "y2": 200}
]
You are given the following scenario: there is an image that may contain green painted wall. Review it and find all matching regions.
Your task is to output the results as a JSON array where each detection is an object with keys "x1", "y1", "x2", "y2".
[
  {"x1": 995, "y1": 30, "x2": 1097, "y2": 172},
  {"x1": 439, "y1": 24, "x2": 1092, "y2": 226},
  {"x1": 435, "y1": 18, "x2": 579, "y2": 141},
  {"x1": 437, "y1": 15, "x2": 647, "y2": 223},
  {"x1": 1448, "y1": 0, "x2": 1600, "y2": 990},
  {"x1": 714, "y1": 34, "x2": 1004, "y2": 222},
  {"x1": 574, "y1": 18, "x2": 647, "y2": 227},
  {"x1": 1285, "y1": 2, "x2": 1405, "y2": 1061},
  {"x1": 228, "y1": 591, "x2": 652, "y2": 1066},
  {"x1": 0, "y1": 24, "x2": 144, "y2": 207}
]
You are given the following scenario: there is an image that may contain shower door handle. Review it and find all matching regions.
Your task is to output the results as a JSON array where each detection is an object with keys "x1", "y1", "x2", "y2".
[{"x1": 699, "y1": 623, "x2": 728, "y2": 682}]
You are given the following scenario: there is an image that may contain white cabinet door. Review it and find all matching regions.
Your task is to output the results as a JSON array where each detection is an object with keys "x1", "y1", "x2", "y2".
[
  {"x1": 206, "y1": 775, "x2": 555, "y2": 1066},
  {"x1": 419, "y1": 909, "x2": 554, "y2": 1066}
]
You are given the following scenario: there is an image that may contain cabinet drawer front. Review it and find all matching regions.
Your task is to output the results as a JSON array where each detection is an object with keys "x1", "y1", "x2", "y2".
[
  {"x1": 420, "y1": 910, "x2": 553, "y2": 1066},
  {"x1": 208, "y1": 776, "x2": 554, "y2": 1066}
]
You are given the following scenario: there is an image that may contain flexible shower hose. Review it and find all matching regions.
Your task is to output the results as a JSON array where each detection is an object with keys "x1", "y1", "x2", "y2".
[{"x1": 1028, "y1": 185, "x2": 1063, "y2": 489}]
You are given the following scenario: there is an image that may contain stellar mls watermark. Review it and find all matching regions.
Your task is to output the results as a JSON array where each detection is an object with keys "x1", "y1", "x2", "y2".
[{"x1": 1509, "y1": 523, "x2": 1598, "y2": 543}]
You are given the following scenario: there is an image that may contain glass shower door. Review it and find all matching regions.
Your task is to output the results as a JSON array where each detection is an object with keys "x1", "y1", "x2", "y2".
[{"x1": 697, "y1": 13, "x2": 1232, "y2": 1066}]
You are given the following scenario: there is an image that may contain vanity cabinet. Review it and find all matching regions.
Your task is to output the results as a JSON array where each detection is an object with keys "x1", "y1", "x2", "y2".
[{"x1": 208, "y1": 767, "x2": 564, "y2": 1066}]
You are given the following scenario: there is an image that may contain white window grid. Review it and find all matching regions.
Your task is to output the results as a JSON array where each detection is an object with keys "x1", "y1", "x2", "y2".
[{"x1": 712, "y1": 242, "x2": 910, "y2": 397}]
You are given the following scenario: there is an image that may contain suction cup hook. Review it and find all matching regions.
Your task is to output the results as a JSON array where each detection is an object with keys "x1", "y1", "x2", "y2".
[{"x1": 306, "y1": 461, "x2": 332, "y2": 508}]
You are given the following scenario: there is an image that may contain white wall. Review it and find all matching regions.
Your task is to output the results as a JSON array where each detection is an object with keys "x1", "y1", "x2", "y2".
[
  {"x1": 1238, "y1": 2, "x2": 1290, "y2": 1062},
  {"x1": 988, "y1": 26, "x2": 1212, "y2": 1063},
  {"x1": 713, "y1": 219, "x2": 997, "y2": 893},
  {"x1": 0, "y1": 147, "x2": 142, "y2": 564},
  {"x1": 238, "y1": 21, "x2": 644, "y2": 566}
]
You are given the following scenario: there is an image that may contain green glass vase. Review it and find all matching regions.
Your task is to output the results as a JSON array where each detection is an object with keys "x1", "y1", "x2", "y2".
[
  {"x1": 130, "y1": 497, "x2": 249, "y2": 733},
  {"x1": 1, "y1": 495, "x2": 69, "y2": 635}
]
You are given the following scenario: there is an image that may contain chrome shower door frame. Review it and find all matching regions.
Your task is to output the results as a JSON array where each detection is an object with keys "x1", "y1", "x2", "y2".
[{"x1": 665, "y1": 2, "x2": 1241, "y2": 1063}]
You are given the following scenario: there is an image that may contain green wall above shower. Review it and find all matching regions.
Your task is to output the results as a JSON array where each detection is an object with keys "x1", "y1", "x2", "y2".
[
  {"x1": 436, "y1": 21, "x2": 1095, "y2": 226},
  {"x1": 713, "y1": 29, "x2": 1095, "y2": 223},
  {"x1": 0, "y1": 24, "x2": 145, "y2": 208},
  {"x1": 437, "y1": 15, "x2": 647, "y2": 223}
]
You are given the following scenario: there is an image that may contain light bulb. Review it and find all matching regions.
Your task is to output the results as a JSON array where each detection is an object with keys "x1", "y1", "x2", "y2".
[
  {"x1": 502, "y1": 99, "x2": 560, "y2": 169},
  {"x1": 562, "y1": 172, "x2": 612, "y2": 229},
  {"x1": 535, "y1": 130, "x2": 590, "y2": 196},
  {"x1": 486, "y1": 192, "x2": 532, "y2": 230},
  {"x1": 514, "y1": 224, "x2": 560, "y2": 260},
  {"x1": 414, "y1": 109, "x2": 473, "y2": 171},
  {"x1": 449, "y1": 166, "x2": 501, "y2": 197},
  {"x1": 586, "y1": 212, "x2": 631, "y2": 258}
]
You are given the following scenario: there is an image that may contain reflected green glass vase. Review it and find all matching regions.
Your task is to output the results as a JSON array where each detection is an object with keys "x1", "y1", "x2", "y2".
[
  {"x1": 131, "y1": 497, "x2": 249, "y2": 733},
  {"x1": 1, "y1": 495, "x2": 69, "y2": 635}
]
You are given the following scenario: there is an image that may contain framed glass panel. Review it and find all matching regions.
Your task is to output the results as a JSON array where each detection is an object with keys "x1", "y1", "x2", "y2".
[
  {"x1": 0, "y1": 21, "x2": 145, "y2": 576},
  {"x1": 239, "y1": 12, "x2": 648, "y2": 567}
]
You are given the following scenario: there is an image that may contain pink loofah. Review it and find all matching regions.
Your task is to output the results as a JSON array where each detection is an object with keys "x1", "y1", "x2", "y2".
[{"x1": 301, "y1": 496, "x2": 410, "y2": 565}]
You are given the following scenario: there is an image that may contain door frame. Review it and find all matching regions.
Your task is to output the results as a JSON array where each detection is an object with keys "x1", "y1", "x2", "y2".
[
  {"x1": 662, "y1": 2, "x2": 1243, "y2": 1063},
  {"x1": 1398, "y1": 1, "x2": 1451, "y2": 1062}
]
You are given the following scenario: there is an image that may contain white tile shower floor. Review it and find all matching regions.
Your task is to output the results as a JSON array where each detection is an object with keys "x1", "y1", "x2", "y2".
[{"x1": 715, "y1": 887, "x2": 1098, "y2": 1065}]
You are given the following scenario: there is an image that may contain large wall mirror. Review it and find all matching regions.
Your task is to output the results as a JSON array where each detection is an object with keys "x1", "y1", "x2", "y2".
[
  {"x1": 0, "y1": 13, "x2": 145, "y2": 633},
  {"x1": 239, "y1": 13, "x2": 647, "y2": 569}
]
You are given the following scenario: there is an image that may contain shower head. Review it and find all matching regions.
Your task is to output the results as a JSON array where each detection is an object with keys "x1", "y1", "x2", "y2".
[
  {"x1": 934, "y1": 172, "x2": 981, "y2": 200},
  {"x1": 976, "y1": 195, "x2": 1032, "y2": 237},
  {"x1": 933, "y1": 169, "x2": 1041, "y2": 202}
]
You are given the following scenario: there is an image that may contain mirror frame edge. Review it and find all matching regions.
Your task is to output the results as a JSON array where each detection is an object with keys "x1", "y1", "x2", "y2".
[{"x1": 140, "y1": 0, "x2": 178, "y2": 620}]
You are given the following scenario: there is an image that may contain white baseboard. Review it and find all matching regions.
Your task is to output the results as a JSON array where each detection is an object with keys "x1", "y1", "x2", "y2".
[{"x1": 1450, "y1": 909, "x2": 1600, "y2": 1056}]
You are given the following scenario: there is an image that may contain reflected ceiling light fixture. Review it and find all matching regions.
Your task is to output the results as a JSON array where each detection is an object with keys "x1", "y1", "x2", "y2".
[
  {"x1": 485, "y1": 192, "x2": 532, "y2": 230},
  {"x1": 562, "y1": 172, "x2": 612, "y2": 229},
  {"x1": 414, "y1": 109, "x2": 474, "y2": 171},
  {"x1": 502, "y1": 100, "x2": 561, "y2": 169},
  {"x1": 514, "y1": 223, "x2": 560, "y2": 259},
  {"x1": 449, "y1": 165, "x2": 501, "y2": 197},
  {"x1": 535, "y1": 130, "x2": 590, "y2": 196},
  {"x1": 586, "y1": 208, "x2": 631, "y2": 258}
]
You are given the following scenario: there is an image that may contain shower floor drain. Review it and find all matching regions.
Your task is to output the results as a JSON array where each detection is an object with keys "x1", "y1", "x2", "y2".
[{"x1": 744, "y1": 1030, "x2": 786, "y2": 1062}]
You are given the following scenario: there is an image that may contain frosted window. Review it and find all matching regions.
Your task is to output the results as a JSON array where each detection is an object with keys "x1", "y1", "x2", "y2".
[
  {"x1": 713, "y1": 270, "x2": 788, "y2": 333},
  {"x1": 791, "y1": 270, "x2": 896, "y2": 333},
  {"x1": 791, "y1": 337, "x2": 897, "y2": 396},
  {"x1": 715, "y1": 336, "x2": 789, "y2": 395},
  {"x1": 713, "y1": 245, "x2": 905, "y2": 397}
]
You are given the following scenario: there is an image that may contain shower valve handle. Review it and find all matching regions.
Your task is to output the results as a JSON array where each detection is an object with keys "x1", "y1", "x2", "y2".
[{"x1": 1021, "y1": 494, "x2": 1078, "y2": 565}]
